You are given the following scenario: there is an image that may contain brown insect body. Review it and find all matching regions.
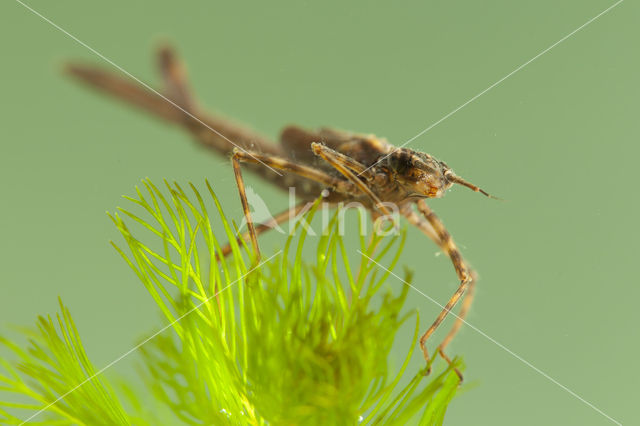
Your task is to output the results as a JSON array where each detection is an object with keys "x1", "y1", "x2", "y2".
[
  {"x1": 67, "y1": 46, "x2": 495, "y2": 379},
  {"x1": 278, "y1": 125, "x2": 457, "y2": 207}
]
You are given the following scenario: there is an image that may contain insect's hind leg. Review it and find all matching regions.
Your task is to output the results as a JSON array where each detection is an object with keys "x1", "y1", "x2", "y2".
[
  {"x1": 157, "y1": 44, "x2": 195, "y2": 112},
  {"x1": 404, "y1": 200, "x2": 475, "y2": 380}
]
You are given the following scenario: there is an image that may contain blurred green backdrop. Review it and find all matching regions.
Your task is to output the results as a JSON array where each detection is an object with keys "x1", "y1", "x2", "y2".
[{"x1": 1, "y1": 0, "x2": 637, "y2": 424}]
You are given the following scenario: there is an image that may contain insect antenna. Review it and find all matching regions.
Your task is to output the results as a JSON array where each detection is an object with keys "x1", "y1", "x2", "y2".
[{"x1": 448, "y1": 174, "x2": 501, "y2": 200}]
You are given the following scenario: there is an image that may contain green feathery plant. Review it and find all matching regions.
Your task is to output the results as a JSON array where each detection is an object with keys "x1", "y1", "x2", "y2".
[{"x1": 0, "y1": 179, "x2": 462, "y2": 425}]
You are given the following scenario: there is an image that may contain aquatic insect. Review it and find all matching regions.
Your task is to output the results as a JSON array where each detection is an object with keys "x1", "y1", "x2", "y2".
[{"x1": 67, "y1": 46, "x2": 496, "y2": 377}]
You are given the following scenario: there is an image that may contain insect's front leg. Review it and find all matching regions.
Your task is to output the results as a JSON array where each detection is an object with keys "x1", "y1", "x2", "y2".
[{"x1": 404, "y1": 200, "x2": 475, "y2": 381}]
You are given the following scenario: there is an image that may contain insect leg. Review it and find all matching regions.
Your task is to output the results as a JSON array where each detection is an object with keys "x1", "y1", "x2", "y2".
[
  {"x1": 217, "y1": 201, "x2": 312, "y2": 259},
  {"x1": 310, "y1": 143, "x2": 391, "y2": 216},
  {"x1": 232, "y1": 149, "x2": 359, "y2": 195},
  {"x1": 403, "y1": 200, "x2": 474, "y2": 380},
  {"x1": 66, "y1": 46, "x2": 284, "y2": 159},
  {"x1": 438, "y1": 269, "x2": 477, "y2": 357},
  {"x1": 157, "y1": 44, "x2": 195, "y2": 111},
  {"x1": 231, "y1": 148, "x2": 359, "y2": 259},
  {"x1": 232, "y1": 151, "x2": 261, "y2": 260},
  {"x1": 310, "y1": 142, "x2": 374, "y2": 178}
]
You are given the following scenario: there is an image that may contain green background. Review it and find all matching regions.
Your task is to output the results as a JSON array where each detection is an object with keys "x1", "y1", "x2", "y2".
[{"x1": 1, "y1": 0, "x2": 637, "y2": 424}]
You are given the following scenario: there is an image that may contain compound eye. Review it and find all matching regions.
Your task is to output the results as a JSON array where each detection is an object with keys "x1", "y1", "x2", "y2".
[
  {"x1": 388, "y1": 153, "x2": 412, "y2": 174},
  {"x1": 408, "y1": 169, "x2": 424, "y2": 181}
]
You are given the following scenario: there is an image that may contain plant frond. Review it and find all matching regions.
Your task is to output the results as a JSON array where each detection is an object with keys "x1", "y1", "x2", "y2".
[
  {"x1": 0, "y1": 299, "x2": 133, "y2": 425},
  {"x1": 1, "y1": 179, "x2": 462, "y2": 425}
]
